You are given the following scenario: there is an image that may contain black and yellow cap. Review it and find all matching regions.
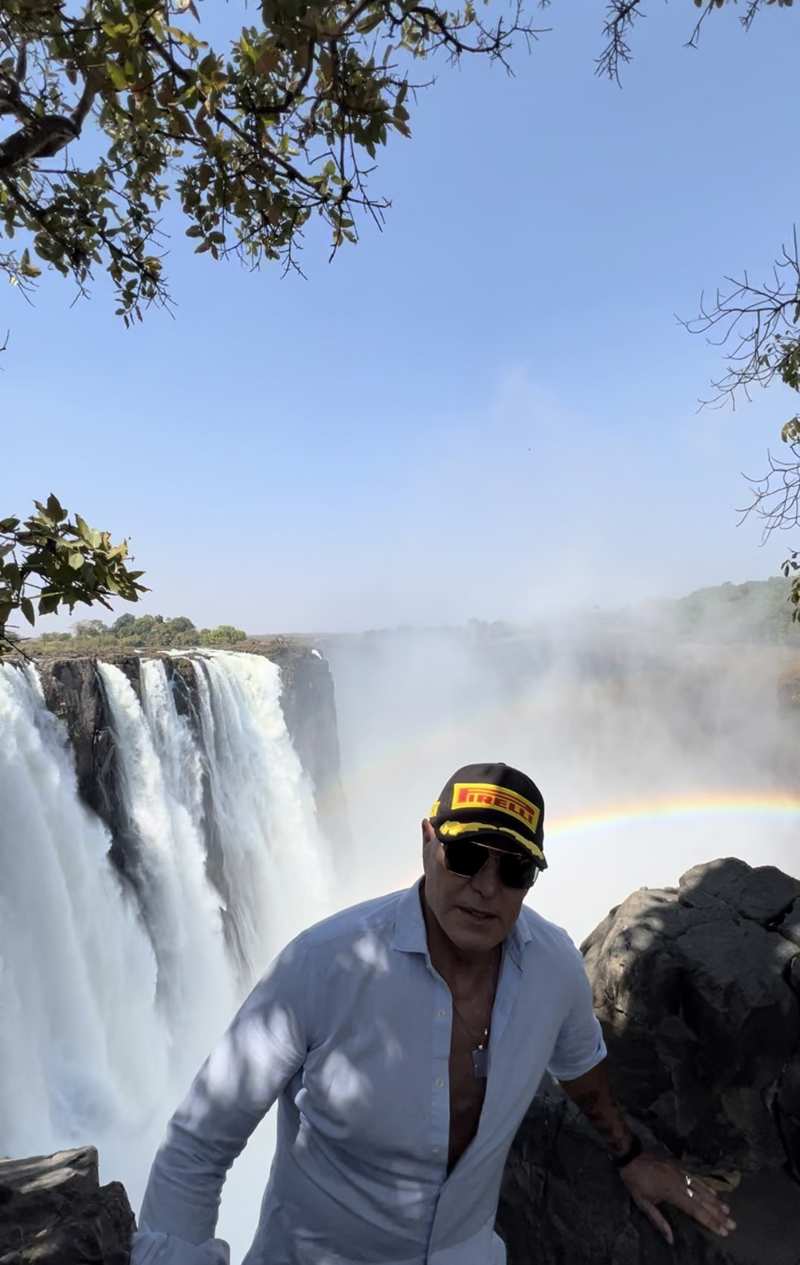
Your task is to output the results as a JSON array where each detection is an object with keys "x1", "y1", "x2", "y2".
[{"x1": 429, "y1": 762, "x2": 547, "y2": 869}]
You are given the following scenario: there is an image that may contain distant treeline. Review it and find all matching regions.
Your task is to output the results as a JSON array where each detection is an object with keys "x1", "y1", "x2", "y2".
[
  {"x1": 34, "y1": 613, "x2": 247, "y2": 651},
  {"x1": 669, "y1": 576, "x2": 796, "y2": 643}
]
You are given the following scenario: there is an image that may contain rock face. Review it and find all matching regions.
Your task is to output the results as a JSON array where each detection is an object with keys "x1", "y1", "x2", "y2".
[
  {"x1": 0, "y1": 1147, "x2": 134, "y2": 1265},
  {"x1": 273, "y1": 643, "x2": 350, "y2": 856},
  {"x1": 498, "y1": 857, "x2": 800, "y2": 1264},
  {"x1": 497, "y1": 1083, "x2": 800, "y2": 1265},
  {"x1": 37, "y1": 655, "x2": 129, "y2": 827}
]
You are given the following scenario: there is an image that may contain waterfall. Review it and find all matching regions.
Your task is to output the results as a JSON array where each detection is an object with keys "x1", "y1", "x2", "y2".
[
  {"x1": 193, "y1": 650, "x2": 333, "y2": 974},
  {"x1": 0, "y1": 663, "x2": 167, "y2": 1160},
  {"x1": 0, "y1": 648, "x2": 334, "y2": 1239},
  {"x1": 98, "y1": 661, "x2": 236, "y2": 1078}
]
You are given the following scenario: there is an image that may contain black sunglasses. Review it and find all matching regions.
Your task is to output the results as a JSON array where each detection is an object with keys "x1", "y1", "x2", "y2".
[{"x1": 441, "y1": 837, "x2": 540, "y2": 890}]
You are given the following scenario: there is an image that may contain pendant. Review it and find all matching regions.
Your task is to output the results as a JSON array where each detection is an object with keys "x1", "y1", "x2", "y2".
[{"x1": 471, "y1": 1044, "x2": 489, "y2": 1079}]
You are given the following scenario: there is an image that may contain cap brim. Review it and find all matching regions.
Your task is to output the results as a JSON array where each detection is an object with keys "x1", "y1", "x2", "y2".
[{"x1": 436, "y1": 820, "x2": 547, "y2": 868}]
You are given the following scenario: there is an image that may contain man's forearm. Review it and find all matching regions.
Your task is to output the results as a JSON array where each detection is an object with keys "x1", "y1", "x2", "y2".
[{"x1": 558, "y1": 1058, "x2": 634, "y2": 1157}]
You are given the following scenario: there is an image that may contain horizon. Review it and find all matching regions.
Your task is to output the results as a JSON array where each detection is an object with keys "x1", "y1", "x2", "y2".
[{"x1": 19, "y1": 570, "x2": 797, "y2": 642}]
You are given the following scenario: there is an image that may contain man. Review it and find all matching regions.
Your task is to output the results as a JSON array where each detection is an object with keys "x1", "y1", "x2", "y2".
[{"x1": 132, "y1": 762, "x2": 735, "y2": 1264}]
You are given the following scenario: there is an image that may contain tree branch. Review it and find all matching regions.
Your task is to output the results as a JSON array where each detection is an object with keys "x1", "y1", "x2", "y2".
[
  {"x1": 71, "y1": 73, "x2": 97, "y2": 130},
  {"x1": 596, "y1": 0, "x2": 644, "y2": 83}
]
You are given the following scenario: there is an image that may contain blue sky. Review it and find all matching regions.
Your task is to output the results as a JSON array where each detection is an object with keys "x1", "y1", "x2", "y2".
[{"x1": 2, "y1": 3, "x2": 798, "y2": 632}]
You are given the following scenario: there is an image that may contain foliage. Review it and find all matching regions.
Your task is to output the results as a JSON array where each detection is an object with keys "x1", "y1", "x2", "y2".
[
  {"x1": 32, "y1": 610, "x2": 247, "y2": 651},
  {"x1": 672, "y1": 576, "x2": 798, "y2": 644},
  {"x1": 204, "y1": 623, "x2": 247, "y2": 643},
  {"x1": 74, "y1": 617, "x2": 108, "y2": 636},
  {"x1": 0, "y1": 494, "x2": 146, "y2": 653},
  {"x1": 0, "y1": 0, "x2": 542, "y2": 321},
  {"x1": 782, "y1": 551, "x2": 800, "y2": 622}
]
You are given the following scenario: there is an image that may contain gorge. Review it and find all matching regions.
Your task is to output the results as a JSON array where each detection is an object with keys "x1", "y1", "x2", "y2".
[{"x1": 1, "y1": 627, "x2": 799, "y2": 1262}]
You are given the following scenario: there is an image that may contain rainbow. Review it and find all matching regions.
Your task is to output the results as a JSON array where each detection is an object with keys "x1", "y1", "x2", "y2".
[{"x1": 546, "y1": 790, "x2": 800, "y2": 838}]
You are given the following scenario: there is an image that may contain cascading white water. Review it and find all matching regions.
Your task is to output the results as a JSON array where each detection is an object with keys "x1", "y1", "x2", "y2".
[
  {"x1": 98, "y1": 661, "x2": 237, "y2": 1080},
  {"x1": 192, "y1": 650, "x2": 333, "y2": 973},
  {"x1": 0, "y1": 662, "x2": 167, "y2": 1162},
  {"x1": 1, "y1": 649, "x2": 334, "y2": 1250}
]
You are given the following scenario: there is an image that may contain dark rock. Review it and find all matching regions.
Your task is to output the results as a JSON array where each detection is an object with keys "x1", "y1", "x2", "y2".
[
  {"x1": 499, "y1": 858, "x2": 800, "y2": 1263},
  {"x1": 497, "y1": 1083, "x2": 800, "y2": 1265},
  {"x1": 163, "y1": 655, "x2": 198, "y2": 723},
  {"x1": 37, "y1": 654, "x2": 148, "y2": 858},
  {"x1": 778, "y1": 900, "x2": 800, "y2": 950},
  {"x1": 38, "y1": 658, "x2": 117, "y2": 829},
  {"x1": 0, "y1": 1147, "x2": 134, "y2": 1265},
  {"x1": 581, "y1": 859, "x2": 800, "y2": 1174},
  {"x1": 270, "y1": 643, "x2": 350, "y2": 855},
  {"x1": 678, "y1": 858, "x2": 800, "y2": 925}
]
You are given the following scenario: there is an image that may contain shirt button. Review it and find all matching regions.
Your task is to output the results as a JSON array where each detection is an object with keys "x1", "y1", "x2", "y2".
[
  {"x1": 432, "y1": 1146, "x2": 441, "y2": 1155},
  {"x1": 435, "y1": 1077, "x2": 445, "y2": 1088},
  {"x1": 438, "y1": 1009, "x2": 447, "y2": 1018}
]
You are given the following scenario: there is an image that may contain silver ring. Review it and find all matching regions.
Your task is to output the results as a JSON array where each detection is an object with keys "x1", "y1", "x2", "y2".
[{"x1": 685, "y1": 1174, "x2": 693, "y2": 1188}]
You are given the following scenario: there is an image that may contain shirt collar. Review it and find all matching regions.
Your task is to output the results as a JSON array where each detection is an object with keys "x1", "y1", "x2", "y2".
[
  {"x1": 391, "y1": 881, "x2": 430, "y2": 955},
  {"x1": 391, "y1": 880, "x2": 532, "y2": 968},
  {"x1": 505, "y1": 906, "x2": 532, "y2": 970}
]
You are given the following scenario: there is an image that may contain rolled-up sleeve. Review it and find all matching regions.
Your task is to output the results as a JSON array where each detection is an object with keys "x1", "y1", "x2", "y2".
[
  {"x1": 546, "y1": 939, "x2": 606, "y2": 1082},
  {"x1": 132, "y1": 937, "x2": 310, "y2": 1264}
]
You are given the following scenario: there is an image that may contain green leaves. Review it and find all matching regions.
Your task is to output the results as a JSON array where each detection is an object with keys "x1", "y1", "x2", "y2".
[
  {"x1": 38, "y1": 593, "x2": 61, "y2": 617},
  {"x1": 74, "y1": 514, "x2": 102, "y2": 549},
  {"x1": 106, "y1": 59, "x2": 129, "y2": 91},
  {"x1": 166, "y1": 25, "x2": 208, "y2": 53},
  {"x1": 356, "y1": 10, "x2": 384, "y2": 34},
  {"x1": 782, "y1": 416, "x2": 800, "y2": 444},
  {"x1": 19, "y1": 249, "x2": 41, "y2": 279},
  {"x1": 0, "y1": 0, "x2": 539, "y2": 315},
  {"x1": 28, "y1": 612, "x2": 246, "y2": 652},
  {"x1": 0, "y1": 495, "x2": 147, "y2": 652}
]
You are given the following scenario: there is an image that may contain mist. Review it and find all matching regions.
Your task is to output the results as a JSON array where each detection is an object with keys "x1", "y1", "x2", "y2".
[
  {"x1": 327, "y1": 612, "x2": 799, "y2": 945},
  {"x1": 1, "y1": 613, "x2": 797, "y2": 1264}
]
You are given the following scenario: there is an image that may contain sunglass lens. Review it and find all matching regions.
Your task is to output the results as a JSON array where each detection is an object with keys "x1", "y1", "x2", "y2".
[
  {"x1": 498, "y1": 855, "x2": 538, "y2": 889},
  {"x1": 442, "y1": 839, "x2": 487, "y2": 878},
  {"x1": 443, "y1": 839, "x2": 538, "y2": 889}
]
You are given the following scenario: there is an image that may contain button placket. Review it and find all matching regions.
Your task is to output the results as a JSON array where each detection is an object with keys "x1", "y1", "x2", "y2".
[{"x1": 430, "y1": 978, "x2": 451, "y2": 1168}]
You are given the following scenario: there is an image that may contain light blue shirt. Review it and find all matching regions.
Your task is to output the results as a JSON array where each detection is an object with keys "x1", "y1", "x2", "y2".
[{"x1": 133, "y1": 883, "x2": 606, "y2": 1265}]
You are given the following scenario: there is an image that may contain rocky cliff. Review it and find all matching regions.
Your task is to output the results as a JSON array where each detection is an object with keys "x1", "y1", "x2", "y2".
[
  {"x1": 0, "y1": 1148, "x2": 133, "y2": 1265},
  {"x1": 498, "y1": 857, "x2": 800, "y2": 1263}
]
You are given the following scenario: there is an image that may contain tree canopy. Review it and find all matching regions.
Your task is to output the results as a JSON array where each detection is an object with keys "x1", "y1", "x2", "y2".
[
  {"x1": 0, "y1": 0, "x2": 541, "y2": 323},
  {"x1": 33, "y1": 611, "x2": 248, "y2": 651},
  {"x1": 0, "y1": 495, "x2": 146, "y2": 653}
]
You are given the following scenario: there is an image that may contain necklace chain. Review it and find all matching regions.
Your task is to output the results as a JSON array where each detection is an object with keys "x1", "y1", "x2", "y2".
[
  {"x1": 442, "y1": 947, "x2": 501, "y2": 1054},
  {"x1": 452, "y1": 1002, "x2": 490, "y2": 1049}
]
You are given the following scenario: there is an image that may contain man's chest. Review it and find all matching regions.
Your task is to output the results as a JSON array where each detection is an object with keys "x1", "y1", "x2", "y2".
[
  {"x1": 447, "y1": 1018, "x2": 487, "y2": 1170},
  {"x1": 294, "y1": 959, "x2": 563, "y2": 1165}
]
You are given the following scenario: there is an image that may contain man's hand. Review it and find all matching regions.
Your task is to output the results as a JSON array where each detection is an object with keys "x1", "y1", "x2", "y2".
[{"x1": 621, "y1": 1153, "x2": 737, "y2": 1246}]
